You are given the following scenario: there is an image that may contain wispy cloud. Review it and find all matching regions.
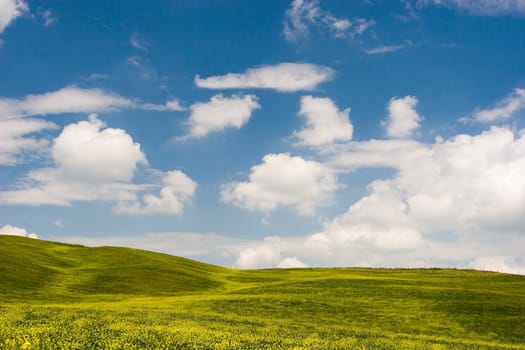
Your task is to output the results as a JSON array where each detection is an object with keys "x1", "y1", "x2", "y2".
[
  {"x1": 416, "y1": 0, "x2": 525, "y2": 16},
  {"x1": 140, "y1": 99, "x2": 186, "y2": 112},
  {"x1": 127, "y1": 56, "x2": 164, "y2": 82},
  {"x1": 39, "y1": 9, "x2": 57, "y2": 27},
  {"x1": 86, "y1": 73, "x2": 109, "y2": 81},
  {"x1": 129, "y1": 32, "x2": 148, "y2": 51},
  {"x1": 472, "y1": 88, "x2": 525, "y2": 122},
  {"x1": 0, "y1": 117, "x2": 57, "y2": 166},
  {"x1": 363, "y1": 43, "x2": 409, "y2": 55},
  {"x1": 283, "y1": 0, "x2": 374, "y2": 43}
]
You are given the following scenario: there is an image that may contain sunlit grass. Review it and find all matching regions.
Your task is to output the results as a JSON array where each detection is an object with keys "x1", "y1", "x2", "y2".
[{"x1": 1, "y1": 236, "x2": 524, "y2": 349}]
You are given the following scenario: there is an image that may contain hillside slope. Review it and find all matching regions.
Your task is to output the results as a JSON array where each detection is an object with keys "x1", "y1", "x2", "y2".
[
  {"x1": 1, "y1": 236, "x2": 525, "y2": 349},
  {"x1": 0, "y1": 235, "x2": 227, "y2": 300}
]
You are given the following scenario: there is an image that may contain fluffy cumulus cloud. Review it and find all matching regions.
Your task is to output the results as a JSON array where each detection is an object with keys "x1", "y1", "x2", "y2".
[
  {"x1": 0, "y1": 118, "x2": 58, "y2": 165},
  {"x1": 0, "y1": 0, "x2": 28, "y2": 33},
  {"x1": 0, "y1": 114, "x2": 148, "y2": 206},
  {"x1": 234, "y1": 236, "x2": 309, "y2": 269},
  {"x1": 0, "y1": 86, "x2": 133, "y2": 119},
  {"x1": 384, "y1": 96, "x2": 422, "y2": 138},
  {"x1": 0, "y1": 224, "x2": 38, "y2": 239},
  {"x1": 115, "y1": 170, "x2": 197, "y2": 215},
  {"x1": 294, "y1": 95, "x2": 353, "y2": 146},
  {"x1": 233, "y1": 125, "x2": 525, "y2": 274},
  {"x1": 283, "y1": 0, "x2": 374, "y2": 42},
  {"x1": 327, "y1": 126, "x2": 525, "y2": 256},
  {"x1": 195, "y1": 63, "x2": 334, "y2": 92},
  {"x1": 182, "y1": 94, "x2": 260, "y2": 139},
  {"x1": 235, "y1": 241, "x2": 283, "y2": 269},
  {"x1": 221, "y1": 153, "x2": 341, "y2": 216},
  {"x1": 0, "y1": 115, "x2": 197, "y2": 215},
  {"x1": 417, "y1": 0, "x2": 525, "y2": 16},
  {"x1": 472, "y1": 88, "x2": 525, "y2": 122},
  {"x1": 277, "y1": 257, "x2": 308, "y2": 268},
  {"x1": 52, "y1": 114, "x2": 146, "y2": 183}
]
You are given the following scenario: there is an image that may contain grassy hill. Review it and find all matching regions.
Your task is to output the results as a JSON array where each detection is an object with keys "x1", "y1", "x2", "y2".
[
  {"x1": 1, "y1": 235, "x2": 524, "y2": 349},
  {"x1": 0, "y1": 235, "x2": 226, "y2": 300}
]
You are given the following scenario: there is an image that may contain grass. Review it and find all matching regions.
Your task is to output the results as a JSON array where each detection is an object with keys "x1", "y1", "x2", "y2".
[{"x1": 1, "y1": 235, "x2": 524, "y2": 349}]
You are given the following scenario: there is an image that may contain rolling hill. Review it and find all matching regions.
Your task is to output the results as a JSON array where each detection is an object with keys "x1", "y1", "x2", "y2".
[
  {"x1": 0, "y1": 235, "x2": 226, "y2": 300},
  {"x1": 1, "y1": 235, "x2": 524, "y2": 349}
]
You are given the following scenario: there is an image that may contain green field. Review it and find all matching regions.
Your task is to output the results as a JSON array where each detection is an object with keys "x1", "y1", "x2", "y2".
[{"x1": 1, "y1": 236, "x2": 524, "y2": 349}]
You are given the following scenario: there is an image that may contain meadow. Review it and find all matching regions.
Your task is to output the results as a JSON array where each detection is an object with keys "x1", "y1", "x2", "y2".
[{"x1": 1, "y1": 236, "x2": 524, "y2": 349}]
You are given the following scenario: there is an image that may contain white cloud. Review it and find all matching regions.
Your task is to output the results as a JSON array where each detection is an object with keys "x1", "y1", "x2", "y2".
[
  {"x1": 221, "y1": 153, "x2": 341, "y2": 216},
  {"x1": 0, "y1": 0, "x2": 28, "y2": 33},
  {"x1": 294, "y1": 95, "x2": 353, "y2": 146},
  {"x1": 195, "y1": 63, "x2": 335, "y2": 92},
  {"x1": 283, "y1": 0, "x2": 374, "y2": 42},
  {"x1": 417, "y1": 0, "x2": 525, "y2": 16},
  {"x1": 52, "y1": 114, "x2": 147, "y2": 183},
  {"x1": 363, "y1": 44, "x2": 408, "y2": 55},
  {"x1": 235, "y1": 240, "x2": 282, "y2": 269},
  {"x1": 0, "y1": 86, "x2": 133, "y2": 119},
  {"x1": 53, "y1": 219, "x2": 63, "y2": 228},
  {"x1": 277, "y1": 257, "x2": 308, "y2": 268},
  {"x1": 283, "y1": 0, "x2": 320, "y2": 42},
  {"x1": 0, "y1": 117, "x2": 58, "y2": 165},
  {"x1": 0, "y1": 115, "x2": 196, "y2": 216},
  {"x1": 329, "y1": 126, "x2": 525, "y2": 237},
  {"x1": 473, "y1": 88, "x2": 525, "y2": 122},
  {"x1": 182, "y1": 94, "x2": 260, "y2": 139},
  {"x1": 468, "y1": 256, "x2": 525, "y2": 275},
  {"x1": 0, "y1": 86, "x2": 187, "y2": 119},
  {"x1": 231, "y1": 126, "x2": 525, "y2": 274},
  {"x1": 0, "y1": 224, "x2": 38, "y2": 239},
  {"x1": 384, "y1": 96, "x2": 422, "y2": 138},
  {"x1": 0, "y1": 114, "x2": 148, "y2": 206},
  {"x1": 115, "y1": 170, "x2": 197, "y2": 215}
]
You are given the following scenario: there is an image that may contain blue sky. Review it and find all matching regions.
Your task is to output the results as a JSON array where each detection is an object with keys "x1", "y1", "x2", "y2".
[{"x1": 1, "y1": 0, "x2": 525, "y2": 273}]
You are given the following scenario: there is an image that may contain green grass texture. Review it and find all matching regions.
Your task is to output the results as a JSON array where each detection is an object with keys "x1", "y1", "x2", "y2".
[{"x1": 1, "y1": 235, "x2": 524, "y2": 349}]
